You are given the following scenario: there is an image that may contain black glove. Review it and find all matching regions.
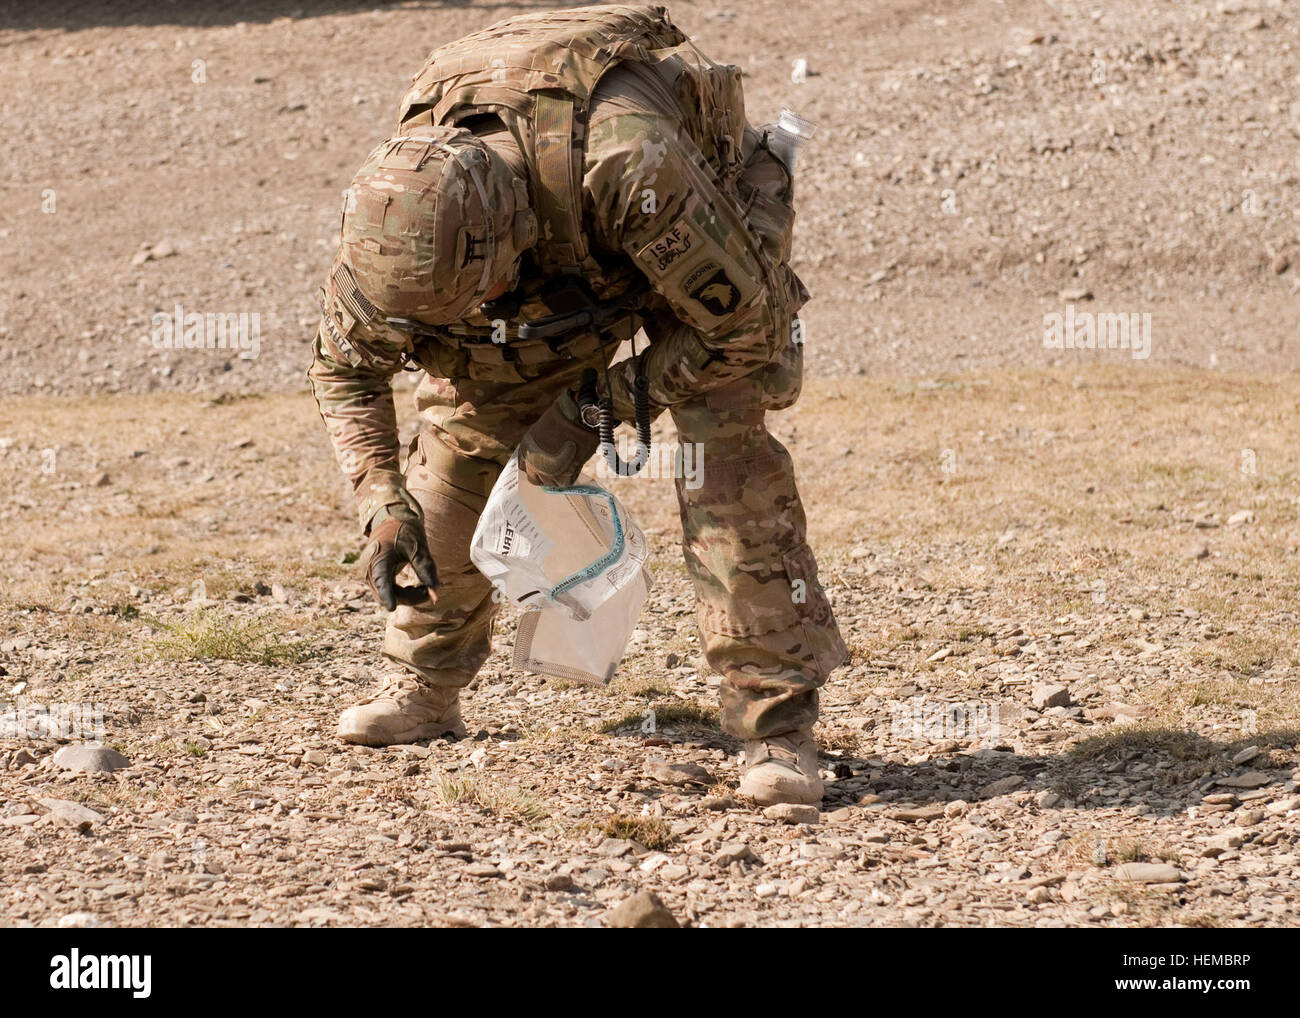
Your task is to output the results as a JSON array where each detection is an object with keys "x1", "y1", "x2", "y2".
[{"x1": 361, "y1": 505, "x2": 439, "y2": 611}]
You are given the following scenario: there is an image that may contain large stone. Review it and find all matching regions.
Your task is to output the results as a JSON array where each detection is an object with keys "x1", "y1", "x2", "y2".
[
  {"x1": 1114, "y1": 862, "x2": 1183, "y2": 884},
  {"x1": 52, "y1": 744, "x2": 131, "y2": 774},
  {"x1": 39, "y1": 798, "x2": 105, "y2": 831},
  {"x1": 1216, "y1": 771, "x2": 1271, "y2": 789},
  {"x1": 713, "y1": 841, "x2": 755, "y2": 866},
  {"x1": 893, "y1": 804, "x2": 945, "y2": 822},
  {"x1": 607, "y1": 890, "x2": 678, "y2": 929},
  {"x1": 1202, "y1": 830, "x2": 1245, "y2": 856},
  {"x1": 763, "y1": 803, "x2": 820, "y2": 825},
  {"x1": 646, "y1": 759, "x2": 715, "y2": 786},
  {"x1": 980, "y1": 775, "x2": 1025, "y2": 799},
  {"x1": 1031, "y1": 684, "x2": 1071, "y2": 710},
  {"x1": 1231, "y1": 745, "x2": 1259, "y2": 765}
]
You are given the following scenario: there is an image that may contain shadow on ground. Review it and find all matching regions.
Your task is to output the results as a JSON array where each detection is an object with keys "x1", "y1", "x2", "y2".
[{"x1": 617, "y1": 721, "x2": 1300, "y2": 821}]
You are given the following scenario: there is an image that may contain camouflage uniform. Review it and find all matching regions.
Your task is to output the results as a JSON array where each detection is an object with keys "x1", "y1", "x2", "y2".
[{"x1": 308, "y1": 4, "x2": 847, "y2": 740}]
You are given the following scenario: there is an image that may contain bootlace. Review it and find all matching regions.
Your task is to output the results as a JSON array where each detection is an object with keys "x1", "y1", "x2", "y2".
[{"x1": 359, "y1": 674, "x2": 419, "y2": 706}]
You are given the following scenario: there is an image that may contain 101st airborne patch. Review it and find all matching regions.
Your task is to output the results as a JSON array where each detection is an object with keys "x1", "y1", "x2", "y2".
[
  {"x1": 685, "y1": 264, "x2": 741, "y2": 316},
  {"x1": 633, "y1": 215, "x2": 758, "y2": 334}
]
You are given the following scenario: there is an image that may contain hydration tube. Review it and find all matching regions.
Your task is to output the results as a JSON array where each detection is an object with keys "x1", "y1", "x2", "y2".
[{"x1": 536, "y1": 483, "x2": 627, "y2": 602}]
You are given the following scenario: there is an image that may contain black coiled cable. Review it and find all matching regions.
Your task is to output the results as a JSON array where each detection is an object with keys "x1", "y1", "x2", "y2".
[{"x1": 579, "y1": 368, "x2": 651, "y2": 477}]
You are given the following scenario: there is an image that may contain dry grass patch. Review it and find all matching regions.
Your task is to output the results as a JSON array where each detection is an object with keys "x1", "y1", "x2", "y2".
[
  {"x1": 599, "y1": 701, "x2": 718, "y2": 734},
  {"x1": 432, "y1": 771, "x2": 550, "y2": 827},
  {"x1": 1069, "y1": 724, "x2": 1227, "y2": 765},
  {"x1": 140, "y1": 610, "x2": 315, "y2": 665},
  {"x1": 596, "y1": 814, "x2": 674, "y2": 850}
]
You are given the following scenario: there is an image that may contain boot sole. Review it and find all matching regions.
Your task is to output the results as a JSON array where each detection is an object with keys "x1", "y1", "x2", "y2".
[
  {"x1": 337, "y1": 719, "x2": 466, "y2": 747},
  {"x1": 738, "y1": 772, "x2": 824, "y2": 807}
]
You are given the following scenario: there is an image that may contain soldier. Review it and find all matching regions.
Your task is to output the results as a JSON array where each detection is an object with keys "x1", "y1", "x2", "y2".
[{"x1": 308, "y1": 4, "x2": 847, "y2": 806}]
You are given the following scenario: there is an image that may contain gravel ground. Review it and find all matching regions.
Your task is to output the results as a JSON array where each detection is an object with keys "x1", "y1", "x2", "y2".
[
  {"x1": 2, "y1": 371, "x2": 1298, "y2": 927},
  {"x1": 1, "y1": 0, "x2": 1297, "y2": 396},
  {"x1": 0, "y1": 0, "x2": 1297, "y2": 928}
]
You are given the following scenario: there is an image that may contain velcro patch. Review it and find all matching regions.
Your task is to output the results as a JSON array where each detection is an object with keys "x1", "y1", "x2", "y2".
[
  {"x1": 685, "y1": 263, "x2": 742, "y2": 317},
  {"x1": 333, "y1": 262, "x2": 378, "y2": 325},
  {"x1": 635, "y1": 218, "x2": 699, "y2": 276},
  {"x1": 316, "y1": 287, "x2": 362, "y2": 366},
  {"x1": 631, "y1": 214, "x2": 761, "y2": 336}
]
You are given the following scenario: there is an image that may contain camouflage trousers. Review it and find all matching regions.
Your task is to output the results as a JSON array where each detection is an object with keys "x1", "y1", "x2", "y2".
[{"x1": 383, "y1": 331, "x2": 847, "y2": 740}]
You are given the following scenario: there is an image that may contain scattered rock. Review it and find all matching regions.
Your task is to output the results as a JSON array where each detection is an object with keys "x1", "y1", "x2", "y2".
[
  {"x1": 714, "y1": 842, "x2": 755, "y2": 866},
  {"x1": 646, "y1": 759, "x2": 715, "y2": 787},
  {"x1": 606, "y1": 890, "x2": 678, "y2": 929},
  {"x1": 1216, "y1": 771, "x2": 1271, "y2": 790},
  {"x1": 1202, "y1": 830, "x2": 1245, "y2": 856},
  {"x1": 1231, "y1": 745, "x2": 1260, "y2": 765},
  {"x1": 39, "y1": 798, "x2": 105, "y2": 831},
  {"x1": 52, "y1": 744, "x2": 131, "y2": 774},
  {"x1": 763, "y1": 803, "x2": 820, "y2": 825},
  {"x1": 57, "y1": 913, "x2": 101, "y2": 929},
  {"x1": 1114, "y1": 862, "x2": 1183, "y2": 884},
  {"x1": 893, "y1": 804, "x2": 945, "y2": 822},
  {"x1": 1031, "y1": 684, "x2": 1071, "y2": 710},
  {"x1": 979, "y1": 775, "x2": 1024, "y2": 798}
]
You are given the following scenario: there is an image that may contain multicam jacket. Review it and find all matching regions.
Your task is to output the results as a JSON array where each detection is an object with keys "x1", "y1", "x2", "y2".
[{"x1": 309, "y1": 4, "x2": 806, "y2": 530}]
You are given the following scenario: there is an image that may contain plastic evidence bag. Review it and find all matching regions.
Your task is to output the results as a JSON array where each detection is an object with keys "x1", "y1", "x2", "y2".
[{"x1": 469, "y1": 451, "x2": 653, "y2": 685}]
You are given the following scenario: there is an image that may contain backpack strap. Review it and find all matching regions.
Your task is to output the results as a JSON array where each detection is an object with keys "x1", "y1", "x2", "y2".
[{"x1": 531, "y1": 92, "x2": 587, "y2": 278}]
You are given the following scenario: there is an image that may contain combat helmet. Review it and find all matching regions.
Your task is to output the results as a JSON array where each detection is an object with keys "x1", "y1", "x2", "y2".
[{"x1": 340, "y1": 125, "x2": 536, "y2": 323}]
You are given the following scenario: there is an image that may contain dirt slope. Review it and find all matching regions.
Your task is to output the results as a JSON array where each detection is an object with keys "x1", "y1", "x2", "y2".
[{"x1": 1, "y1": 0, "x2": 1296, "y2": 396}]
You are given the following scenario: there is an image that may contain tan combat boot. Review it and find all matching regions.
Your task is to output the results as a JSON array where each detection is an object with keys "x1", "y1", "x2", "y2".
[
  {"x1": 737, "y1": 728, "x2": 823, "y2": 807},
  {"x1": 337, "y1": 672, "x2": 466, "y2": 746}
]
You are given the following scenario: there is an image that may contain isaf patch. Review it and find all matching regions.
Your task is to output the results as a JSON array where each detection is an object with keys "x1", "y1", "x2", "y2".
[{"x1": 636, "y1": 218, "x2": 698, "y2": 276}]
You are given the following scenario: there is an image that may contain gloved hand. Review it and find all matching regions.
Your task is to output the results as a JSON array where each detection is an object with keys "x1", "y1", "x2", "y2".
[
  {"x1": 519, "y1": 388, "x2": 600, "y2": 488},
  {"x1": 361, "y1": 504, "x2": 439, "y2": 611}
]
